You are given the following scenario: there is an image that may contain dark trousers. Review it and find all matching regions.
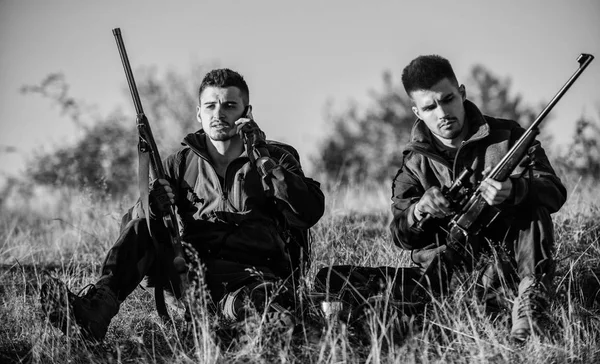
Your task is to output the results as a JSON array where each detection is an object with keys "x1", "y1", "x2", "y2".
[
  {"x1": 409, "y1": 204, "x2": 557, "y2": 302},
  {"x1": 314, "y1": 265, "x2": 423, "y2": 306},
  {"x1": 97, "y1": 218, "x2": 294, "y2": 320},
  {"x1": 315, "y1": 205, "x2": 556, "y2": 310},
  {"x1": 98, "y1": 218, "x2": 158, "y2": 302},
  {"x1": 480, "y1": 205, "x2": 556, "y2": 283}
]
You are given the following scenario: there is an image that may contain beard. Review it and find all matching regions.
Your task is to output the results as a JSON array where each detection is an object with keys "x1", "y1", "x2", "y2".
[
  {"x1": 208, "y1": 129, "x2": 235, "y2": 141},
  {"x1": 206, "y1": 119, "x2": 236, "y2": 141},
  {"x1": 439, "y1": 128, "x2": 461, "y2": 139},
  {"x1": 436, "y1": 119, "x2": 465, "y2": 139},
  {"x1": 207, "y1": 122, "x2": 237, "y2": 141}
]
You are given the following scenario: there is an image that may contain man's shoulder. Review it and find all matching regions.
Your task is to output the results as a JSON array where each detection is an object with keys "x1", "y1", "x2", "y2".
[
  {"x1": 266, "y1": 140, "x2": 300, "y2": 161},
  {"x1": 163, "y1": 146, "x2": 197, "y2": 178},
  {"x1": 393, "y1": 147, "x2": 432, "y2": 181},
  {"x1": 166, "y1": 146, "x2": 194, "y2": 163},
  {"x1": 466, "y1": 100, "x2": 523, "y2": 132}
]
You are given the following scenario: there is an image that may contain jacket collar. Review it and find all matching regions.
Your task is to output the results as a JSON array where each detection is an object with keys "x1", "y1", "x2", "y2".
[
  {"x1": 182, "y1": 129, "x2": 249, "y2": 160},
  {"x1": 182, "y1": 129, "x2": 210, "y2": 158},
  {"x1": 405, "y1": 99, "x2": 490, "y2": 154}
]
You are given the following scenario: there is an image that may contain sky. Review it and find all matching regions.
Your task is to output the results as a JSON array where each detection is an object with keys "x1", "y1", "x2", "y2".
[{"x1": 1, "y1": 0, "x2": 599, "y2": 180}]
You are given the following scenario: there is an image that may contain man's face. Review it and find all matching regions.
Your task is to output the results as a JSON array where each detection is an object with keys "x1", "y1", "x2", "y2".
[
  {"x1": 197, "y1": 86, "x2": 246, "y2": 141},
  {"x1": 410, "y1": 78, "x2": 467, "y2": 142}
]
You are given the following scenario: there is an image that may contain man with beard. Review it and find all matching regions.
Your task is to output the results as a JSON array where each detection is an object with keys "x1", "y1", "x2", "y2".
[
  {"x1": 40, "y1": 68, "x2": 325, "y2": 342},
  {"x1": 390, "y1": 55, "x2": 566, "y2": 342}
]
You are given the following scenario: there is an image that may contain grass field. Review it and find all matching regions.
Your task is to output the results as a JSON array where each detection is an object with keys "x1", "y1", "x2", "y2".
[{"x1": 0, "y1": 172, "x2": 599, "y2": 363}]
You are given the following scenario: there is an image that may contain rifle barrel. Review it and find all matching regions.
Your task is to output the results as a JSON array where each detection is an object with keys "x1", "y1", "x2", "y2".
[
  {"x1": 531, "y1": 54, "x2": 594, "y2": 130},
  {"x1": 489, "y1": 53, "x2": 594, "y2": 180},
  {"x1": 112, "y1": 28, "x2": 144, "y2": 115}
]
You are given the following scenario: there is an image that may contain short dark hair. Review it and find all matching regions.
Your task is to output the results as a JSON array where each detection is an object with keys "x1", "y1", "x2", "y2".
[
  {"x1": 401, "y1": 55, "x2": 458, "y2": 96},
  {"x1": 198, "y1": 68, "x2": 249, "y2": 104}
]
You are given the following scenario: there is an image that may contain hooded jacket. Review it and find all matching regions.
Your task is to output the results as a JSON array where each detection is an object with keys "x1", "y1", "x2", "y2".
[
  {"x1": 390, "y1": 100, "x2": 566, "y2": 251},
  {"x1": 133, "y1": 129, "x2": 325, "y2": 273}
]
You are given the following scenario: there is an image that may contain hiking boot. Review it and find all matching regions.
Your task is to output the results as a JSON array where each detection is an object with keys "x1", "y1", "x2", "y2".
[
  {"x1": 264, "y1": 302, "x2": 295, "y2": 336},
  {"x1": 234, "y1": 302, "x2": 295, "y2": 346},
  {"x1": 510, "y1": 276, "x2": 548, "y2": 342},
  {"x1": 40, "y1": 277, "x2": 120, "y2": 342}
]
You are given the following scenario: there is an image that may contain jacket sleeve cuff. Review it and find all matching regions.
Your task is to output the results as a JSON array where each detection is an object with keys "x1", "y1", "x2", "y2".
[
  {"x1": 407, "y1": 203, "x2": 419, "y2": 227},
  {"x1": 410, "y1": 249, "x2": 422, "y2": 266},
  {"x1": 507, "y1": 177, "x2": 529, "y2": 205}
]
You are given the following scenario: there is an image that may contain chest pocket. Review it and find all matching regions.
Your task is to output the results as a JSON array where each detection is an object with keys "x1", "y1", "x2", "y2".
[
  {"x1": 179, "y1": 149, "x2": 269, "y2": 216},
  {"x1": 422, "y1": 157, "x2": 452, "y2": 190},
  {"x1": 230, "y1": 166, "x2": 269, "y2": 213}
]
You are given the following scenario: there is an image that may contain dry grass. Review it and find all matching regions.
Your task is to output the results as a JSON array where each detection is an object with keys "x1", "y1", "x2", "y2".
[{"x1": 0, "y1": 175, "x2": 599, "y2": 363}]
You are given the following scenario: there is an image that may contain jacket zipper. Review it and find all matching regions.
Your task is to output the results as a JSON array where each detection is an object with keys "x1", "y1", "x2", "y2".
[
  {"x1": 452, "y1": 128, "x2": 489, "y2": 179},
  {"x1": 183, "y1": 142, "x2": 247, "y2": 207},
  {"x1": 452, "y1": 141, "x2": 467, "y2": 179}
]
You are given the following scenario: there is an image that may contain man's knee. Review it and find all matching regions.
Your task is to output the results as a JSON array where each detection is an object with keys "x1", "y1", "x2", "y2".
[
  {"x1": 102, "y1": 218, "x2": 156, "y2": 273},
  {"x1": 116, "y1": 218, "x2": 157, "y2": 247},
  {"x1": 514, "y1": 205, "x2": 553, "y2": 230}
]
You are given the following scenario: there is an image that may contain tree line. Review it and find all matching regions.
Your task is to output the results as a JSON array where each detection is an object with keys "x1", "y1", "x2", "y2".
[{"x1": 18, "y1": 63, "x2": 600, "y2": 198}]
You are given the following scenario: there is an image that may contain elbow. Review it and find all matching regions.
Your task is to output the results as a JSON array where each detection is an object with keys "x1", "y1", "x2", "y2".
[
  {"x1": 302, "y1": 189, "x2": 326, "y2": 227},
  {"x1": 281, "y1": 195, "x2": 325, "y2": 229},
  {"x1": 545, "y1": 182, "x2": 568, "y2": 213},
  {"x1": 552, "y1": 187, "x2": 568, "y2": 213}
]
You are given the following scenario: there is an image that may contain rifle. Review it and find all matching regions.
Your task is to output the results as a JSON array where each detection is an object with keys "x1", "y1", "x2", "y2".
[
  {"x1": 112, "y1": 28, "x2": 188, "y2": 319},
  {"x1": 411, "y1": 53, "x2": 594, "y2": 300}
]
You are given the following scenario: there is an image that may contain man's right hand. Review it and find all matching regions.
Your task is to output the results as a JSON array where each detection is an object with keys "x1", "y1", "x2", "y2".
[
  {"x1": 414, "y1": 186, "x2": 453, "y2": 220},
  {"x1": 149, "y1": 178, "x2": 175, "y2": 214}
]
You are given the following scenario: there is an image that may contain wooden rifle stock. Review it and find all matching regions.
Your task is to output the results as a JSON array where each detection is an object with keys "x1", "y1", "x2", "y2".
[{"x1": 112, "y1": 28, "x2": 188, "y2": 319}]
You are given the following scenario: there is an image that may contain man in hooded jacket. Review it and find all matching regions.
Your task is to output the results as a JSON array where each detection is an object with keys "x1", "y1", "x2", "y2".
[
  {"x1": 40, "y1": 68, "x2": 325, "y2": 342},
  {"x1": 390, "y1": 55, "x2": 566, "y2": 342}
]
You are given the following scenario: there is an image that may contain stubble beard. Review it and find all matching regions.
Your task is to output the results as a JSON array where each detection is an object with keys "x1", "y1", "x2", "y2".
[
  {"x1": 209, "y1": 130, "x2": 235, "y2": 142},
  {"x1": 440, "y1": 128, "x2": 461, "y2": 140},
  {"x1": 437, "y1": 119, "x2": 465, "y2": 140},
  {"x1": 207, "y1": 121, "x2": 236, "y2": 142}
]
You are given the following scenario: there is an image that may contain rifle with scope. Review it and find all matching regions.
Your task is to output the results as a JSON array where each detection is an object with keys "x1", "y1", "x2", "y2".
[{"x1": 411, "y1": 53, "x2": 594, "y2": 301}]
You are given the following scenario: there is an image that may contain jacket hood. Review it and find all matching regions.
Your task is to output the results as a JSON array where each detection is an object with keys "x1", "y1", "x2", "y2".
[
  {"x1": 182, "y1": 129, "x2": 208, "y2": 151},
  {"x1": 404, "y1": 99, "x2": 490, "y2": 154}
]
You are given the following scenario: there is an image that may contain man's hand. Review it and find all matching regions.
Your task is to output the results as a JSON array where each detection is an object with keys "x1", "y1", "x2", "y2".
[
  {"x1": 415, "y1": 186, "x2": 453, "y2": 220},
  {"x1": 235, "y1": 118, "x2": 266, "y2": 146},
  {"x1": 149, "y1": 178, "x2": 175, "y2": 214},
  {"x1": 236, "y1": 118, "x2": 278, "y2": 183},
  {"x1": 478, "y1": 167, "x2": 514, "y2": 205},
  {"x1": 411, "y1": 245, "x2": 447, "y2": 267}
]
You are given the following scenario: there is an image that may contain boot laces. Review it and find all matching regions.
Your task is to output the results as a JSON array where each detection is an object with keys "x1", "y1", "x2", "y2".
[{"x1": 516, "y1": 281, "x2": 547, "y2": 320}]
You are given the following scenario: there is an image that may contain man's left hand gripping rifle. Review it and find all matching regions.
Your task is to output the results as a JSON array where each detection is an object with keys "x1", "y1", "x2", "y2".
[{"x1": 113, "y1": 28, "x2": 188, "y2": 320}]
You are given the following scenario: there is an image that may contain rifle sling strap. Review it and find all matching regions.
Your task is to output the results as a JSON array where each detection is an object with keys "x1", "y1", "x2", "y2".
[
  {"x1": 138, "y1": 143, "x2": 171, "y2": 319},
  {"x1": 138, "y1": 144, "x2": 152, "y2": 236}
]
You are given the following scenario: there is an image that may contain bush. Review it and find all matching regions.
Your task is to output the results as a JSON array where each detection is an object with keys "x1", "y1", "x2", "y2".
[
  {"x1": 312, "y1": 65, "x2": 542, "y2": 184},
  {"x1": 21, "y1": 63, "x2": 215, "y2": 197}
]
